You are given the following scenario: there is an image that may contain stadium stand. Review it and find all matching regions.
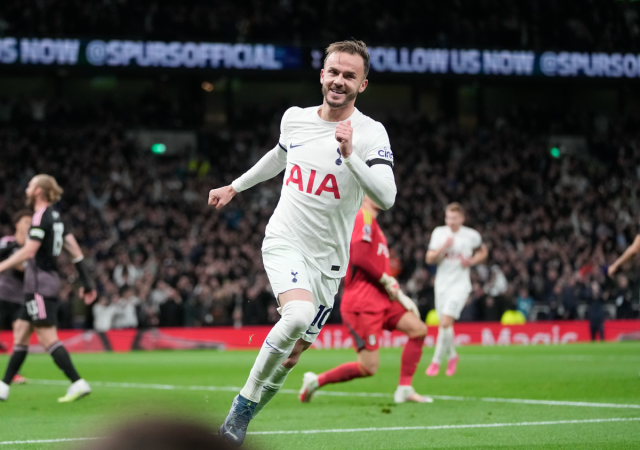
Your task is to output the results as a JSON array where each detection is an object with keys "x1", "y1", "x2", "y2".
[
  {"x1": 0, "y1": 94, "x2": 638, "y2": 329},
  {"x1": 1, "y1": 0, "x2": 639, "y2": 51}
]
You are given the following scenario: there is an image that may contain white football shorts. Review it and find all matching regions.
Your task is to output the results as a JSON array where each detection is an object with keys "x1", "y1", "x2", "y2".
[
  {"x1": 262, "y1": 239, "x2": 340, "y2": 344},
  {"x1": 435, "y1": 292, "x2": 469, "y2": 320}
]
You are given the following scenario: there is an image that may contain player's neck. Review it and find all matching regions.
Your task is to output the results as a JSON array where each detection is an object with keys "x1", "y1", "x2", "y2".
[
  {"x1": 449, "y1": 225, "x2": 461, "y2": 233},
  {"x1": 318, "y1": 101, "x2": 355, "y2": 122},
  {"x1": 33, "y1": 199, "x2": 50, "y2": 212}
]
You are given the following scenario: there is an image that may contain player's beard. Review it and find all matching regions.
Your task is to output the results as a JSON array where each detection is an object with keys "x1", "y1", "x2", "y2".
[
  {"x1": 322, "y1": 83, "x2": 358, "y2": 108},
  {"x1": 25, "y1": 193, "x2": 35, "y2": 209}
]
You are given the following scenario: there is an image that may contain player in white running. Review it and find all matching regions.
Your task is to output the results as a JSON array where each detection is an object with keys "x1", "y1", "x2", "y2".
[
  {"x1": 425, "y1": 202, "x2": 487, "y2": 377},
  {"x1": 209, "y1": 39, "x2": 396, "y2": 447}
]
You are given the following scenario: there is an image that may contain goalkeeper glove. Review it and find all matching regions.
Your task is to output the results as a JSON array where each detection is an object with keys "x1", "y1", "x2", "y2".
[
  {"x1": 396, "y1": 289, "x2": 420, "y2": 317},
  {"x1": 379, "y1": 272, "x2": 399, "y2": 300}
]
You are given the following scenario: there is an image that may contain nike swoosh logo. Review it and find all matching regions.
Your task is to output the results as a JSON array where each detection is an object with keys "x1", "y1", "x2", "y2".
[
  {"x1": 305, "y1": 331, "x2": 319, "y2": 335},
  {"x1": 290, "y1": 143, "x2": 304, "y2": 148}
]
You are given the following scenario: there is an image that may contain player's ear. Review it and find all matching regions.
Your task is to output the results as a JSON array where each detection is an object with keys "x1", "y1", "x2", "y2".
[
  {"x1": 320, "y1": 68, "x2": 324, "y2": 84},
  {"x1": 358, "y1": 78, "x2": 368, "y2": 93}
]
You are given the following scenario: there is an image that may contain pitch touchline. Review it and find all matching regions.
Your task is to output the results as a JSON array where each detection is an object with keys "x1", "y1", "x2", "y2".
[
  {"x1": 248, "y1": 417, "x2": 640, "y2": 435},
  {"x1": 2, "y1": 418, "x2": 640, "y2": 445},
  {"x1": 27, "y1": 379, "x2": 640, "y2": 409}
]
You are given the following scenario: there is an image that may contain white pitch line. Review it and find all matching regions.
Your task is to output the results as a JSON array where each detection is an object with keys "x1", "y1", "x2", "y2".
[
  {"x1": 2, "y1": 418, "x2": 639, "y2": 445},
  {"x1": 0, "y1": 438, "x2": 101, "y2": 446},
  {"x1": 247, "y1": 417, "x2": 640, "y2": 435},
  {"x1": 26, "y1": 379, "x2": 640, "y2": 409}
]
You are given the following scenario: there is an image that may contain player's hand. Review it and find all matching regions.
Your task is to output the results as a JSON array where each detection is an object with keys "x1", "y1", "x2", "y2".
[
  {"x1": 208, "y1": 185, "x2": 237, "y2": 210},
  {"x1": 607, "y1": 264, "x2": 618, "y2": 278},
  {"x1": 79, "y1": 287, "x2": 97, "y2": 305},
  {"x1": 461, "y1": 257, "x2": 472, "y2": 268},
  {"x1": 396, "y1": 289, "x2": 420, "y2": 317},
  {"x1": 442, "y1": 237, "x2": 454, "y2": 249},
  {"x1": 335, "y1": 120, "x2": 353, "y2": 159},
  {"x1": 379, "y1": 272, "x2": 399, "y2": 300}
]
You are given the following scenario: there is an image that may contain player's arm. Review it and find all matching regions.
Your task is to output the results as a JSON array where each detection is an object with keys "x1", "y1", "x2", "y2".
[
  {"x1": 336, "y1": 121, "x2": 396, "y2": 210},
  {"x1": 426, "y1": 237, "x2": 453, "y2": 265},
  {"x1": 0, "y1": 240, "x2": 40, "y2": 274},
  {"x1": 462, "y1": 244, "x2": 488, "y2": 268},
  {"x1": 63, "y1": 233, "x2": 97, "y2": 304},
  {"x1": 608, "y1": 234, "x2": 640, "y2": 277},
  {"x1": 208, "y1": 144, "x2": 288, "y2": 210}
]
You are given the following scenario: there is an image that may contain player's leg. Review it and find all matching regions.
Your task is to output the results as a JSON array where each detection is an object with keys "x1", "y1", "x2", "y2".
[
  {"x1": 9, "y1": 305, "x2": 27, "y2": 384},
  {"x1": 253, "y1": 338, "x2": 311, "y2": 417},
  {"x1": 33, "y1": 324, "x2": 91, "y2": 402},
  {"x1": 299, "y1": 310, "x2": 381, "y2": 403},
  {"x1": 301, "y1": 348, "x2": 378, "y2": 402},
  {"x1": 393, "y1": 309, "x2": 432, "y2": 403},
  {"x1": 427, "y1": 314, "x2": 454, "y2": 376},
  {"x1": 220, "y1": 289, "x2": 315, "y2": 445},
  {"x1": 0, "y1": 318, "x2": 31, "y2": 400}
]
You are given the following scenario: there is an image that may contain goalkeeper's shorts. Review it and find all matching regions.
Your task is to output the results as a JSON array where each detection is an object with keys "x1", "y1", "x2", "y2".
[{"x1": 341, "y1": 301, "x2": 407, "y2": 351}]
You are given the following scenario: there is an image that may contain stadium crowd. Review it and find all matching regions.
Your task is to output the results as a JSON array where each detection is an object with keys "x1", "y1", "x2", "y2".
[
  {"x1": 1, "y1": 0, "x2": 639, "y2": 52},
  {"x1": 0, "y1": 95, "x2": 639, "y2": 330}
]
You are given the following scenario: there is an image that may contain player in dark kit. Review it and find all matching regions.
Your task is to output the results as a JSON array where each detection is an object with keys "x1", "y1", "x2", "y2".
[
  {"x1": 0, "y1": 210, "x2": 33, "y2": 384},
  {"x1": 298, "y1": 196, "x2": 432, "y2": 403},
  {"x1": 0, "y1": 175, "x2": 96, "y2": 402}
]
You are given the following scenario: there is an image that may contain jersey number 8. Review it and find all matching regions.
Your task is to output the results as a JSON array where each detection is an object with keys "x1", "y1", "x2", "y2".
[{"x1": 52, "y1": 223, "x2": 64, "y2": 256}]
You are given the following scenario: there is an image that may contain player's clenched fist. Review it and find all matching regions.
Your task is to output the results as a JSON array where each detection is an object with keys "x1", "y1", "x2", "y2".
[
  {"x1": 208, "y1": 185, "x2": 237, "y2": 210},
  {"x1": 335, "y1": 119, "x2": 353, "y2": 158}
]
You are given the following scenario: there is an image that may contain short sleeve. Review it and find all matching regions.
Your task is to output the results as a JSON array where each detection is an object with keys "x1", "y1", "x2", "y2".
[
  {"x1": 351, "y1": 210, "x2": 374, "y2": 243},
  {"x1": 428, "y1": 228, "x2": 443, "y2": 250},
  {"x1": 277, "y1": 107, "x2": 298, "y2": 153},
  {"x1": 473, "y1": 230, "x2": 483, "y2": 249},
  {"x1": 29, "y1": 211, "x2": 50, "y2": 242},
  {"x1": 362, "y1": 122, "x2": 393, "y2": 168}
]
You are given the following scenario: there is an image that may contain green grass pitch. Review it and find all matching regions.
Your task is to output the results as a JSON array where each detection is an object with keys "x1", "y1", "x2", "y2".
[{"x1": 1, "y1": 342, "x2": 639, "y2": 449}]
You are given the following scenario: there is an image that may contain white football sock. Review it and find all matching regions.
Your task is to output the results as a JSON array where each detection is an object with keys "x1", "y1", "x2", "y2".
[
  {"x1": 446, "y1": 326, "x2": 457, "y2": 359},
  {"x1": 252, "y1": 364, "x2": 292, "y2": 418},
  {"x1": 432, "y1": 326, "x2": 452, "y2": 365},
  {"x1": 239, "y1": 300, "x2": 315, "y2": 403}
]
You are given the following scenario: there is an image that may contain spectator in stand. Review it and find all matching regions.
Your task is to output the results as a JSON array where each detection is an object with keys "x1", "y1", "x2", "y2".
[
  {"x1": 613, "y1": 274, "x2": 634, "y2": 319},
  {"x1": 587, "y1": 282, "x2": 607, "y2": 341},
  {"x1": 516, "y1": 287, "x2": 533, "y2": 321},
  {"x1": 112, "y1": 286, "x2": 139, "y2": 329}
]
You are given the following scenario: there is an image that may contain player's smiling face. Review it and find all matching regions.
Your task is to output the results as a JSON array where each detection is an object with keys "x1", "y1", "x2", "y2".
[{"x1": 320, "y1": 52, "x2": 368, "y2": 108}]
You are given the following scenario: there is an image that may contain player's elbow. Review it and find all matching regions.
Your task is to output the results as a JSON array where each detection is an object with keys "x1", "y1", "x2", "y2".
[{"x1": 376, "y1": 191, "x2": 396, "y2": 211}]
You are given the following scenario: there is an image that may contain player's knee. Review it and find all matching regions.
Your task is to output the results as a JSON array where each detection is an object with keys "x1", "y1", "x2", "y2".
[
  {"x1": 282, "y1": 356, "x2": 298, "y2": 369},
  {"x1": 408, "y1": 322, "x2": 427, "y2": 340},
  {"x1": 361, "y1": 360, "x2": 378, "y2": 376},
  {"x1": 281, "y1": 300, "x2": 316, "y2": 335}
]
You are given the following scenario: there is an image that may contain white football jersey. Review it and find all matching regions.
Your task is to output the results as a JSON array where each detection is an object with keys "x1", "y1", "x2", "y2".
[
  {"x1": 428, "y1": 225, "x2": 482, "y2": 298},
  {"x1": 263, "y1": 106, "x2": 394, "y2": 279}
]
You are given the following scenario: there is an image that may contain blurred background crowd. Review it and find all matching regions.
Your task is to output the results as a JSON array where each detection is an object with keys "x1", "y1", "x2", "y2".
[
  {"x1": 2, "y1": 0, "x2": 640, "y2": 51},
  {"x1": 1, "y1": 91, "x2": 639, "y2": 331}
]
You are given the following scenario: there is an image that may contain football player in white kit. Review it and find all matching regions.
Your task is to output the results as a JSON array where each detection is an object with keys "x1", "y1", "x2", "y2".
[
  {"x1": 425, "y1": 203, "x2": 487, "y2": 377},
  {"x1": 208, "y1": 40, "x2": 397, "y2": 447}
]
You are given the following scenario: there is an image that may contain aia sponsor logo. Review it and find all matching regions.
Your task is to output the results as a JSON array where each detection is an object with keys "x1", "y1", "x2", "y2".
[{"x1": 285, "y1": 164, "x2": 341, "y2": 199}]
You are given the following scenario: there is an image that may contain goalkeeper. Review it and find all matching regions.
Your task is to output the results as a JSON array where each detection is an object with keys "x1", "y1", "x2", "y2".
[{"x1": 299, "y1": 196, "x2": 432, "y2": 404}]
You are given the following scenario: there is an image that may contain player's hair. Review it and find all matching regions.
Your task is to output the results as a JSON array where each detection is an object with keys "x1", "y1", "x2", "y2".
[
  {"x1": 325, "y1": 39, "x2": 370, "y2": 77},
  {"x1": 12, "y1": 209, "x2": 32, "y2": 225},
  {"x1": 446, "y1": 202, "x2": 465, "y2": 215},
  {"x1": 33, "y1": 174, "x2": 63, "y2": 203}
]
